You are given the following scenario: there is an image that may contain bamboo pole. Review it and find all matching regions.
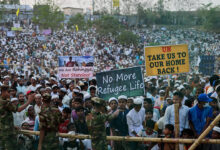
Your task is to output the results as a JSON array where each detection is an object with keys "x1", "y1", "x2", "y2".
[
  {"x1": 19, "y1": 130, "x2": 220, "y2": 144},
  {"x1": 189, "y1": 114, "x2": 220, "y2": 150},
  {"x1": 174, "y1": 103, "x2": 180, "y2": 150}
]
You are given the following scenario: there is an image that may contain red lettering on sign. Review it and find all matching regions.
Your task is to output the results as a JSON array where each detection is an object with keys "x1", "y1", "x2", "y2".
[{"x1": 162, "y1": 46, "x2": 171, "y2": 52}]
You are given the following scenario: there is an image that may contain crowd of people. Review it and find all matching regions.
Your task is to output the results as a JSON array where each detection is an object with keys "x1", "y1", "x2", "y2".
[{"x1": 0, "y1": 25, "x2": 219, "y2": 150}]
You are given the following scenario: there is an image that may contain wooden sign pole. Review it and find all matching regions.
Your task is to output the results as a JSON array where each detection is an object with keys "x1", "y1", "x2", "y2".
[{"x1": 174, "y1": 103, "x2": 180, "y2": 150}]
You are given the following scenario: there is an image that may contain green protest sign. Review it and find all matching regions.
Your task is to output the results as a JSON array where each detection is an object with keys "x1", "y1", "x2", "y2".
[{"x1": 96, "y1": 67, "x2": 145, "y2": 100}]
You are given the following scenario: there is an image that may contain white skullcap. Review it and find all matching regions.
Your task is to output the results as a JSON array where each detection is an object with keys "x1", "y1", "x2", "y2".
[
  {"x1": 151, "y1": 76, "x2": 157, "y2": 79},
  {"x1": 31, "y1": 77, "x2": 36, "y2": 80},
  {"x1": 73, "y1": 89, "x2": 80, "y2": 93},
  {"x1": 11, "y1": 98, "x2": 18, "y2": 102},
  {"x1": 76, "y1": 86, "x2": 81, "y2": 90},
  {"x1": 118, "y1": 95, "x2": 127, "y2": 100},
  {"x1": 163, "y1": 80, "x2": 168, "y2": 83},
  {"x1": 35, "y1": 94, "x2": 41, "y2": 98},
  {"x1": 66, "y1": 79, "x2": 72, "y2": 84},
  {"x1": 45, "y1": 80, "x2": 50, "y2": 84},
  {"x1": 177, "y1": 85, "x2": 185, "y2": 91},
  {"x1": 50, "y1": 77, "x2": 56, "y2": 81},
  {"x1": 52, "y1": 95, "x2": 59, "y2": 99},
  {"x1": 52, "y1": 84, "x2": 58, "y2": 89},
  {"x1": 213, "y1": 126, "x2": 220, "y2": 133},
  {"x1": 60, "y1": 88, "x2": 67, "y2": 93},
  {"x1": 84, "y1": 93, "x2": 91, "y2": 101},
  {"x1": 133, "y1": 98, "x2": 142, "y2": 105},
  {"x1": 45, "y1": 87, "x2": 51, "y2": 90},
  {"x1": 174, "y1": 84, "x2": 179, "y2": 88},
  {"x1": 109, "y1": 97, "x2": 118, "y2": 103},
  {"x1": 36, "y1": 84, "x2": 42, "y2": 89},
  {"x1": 89, "y1": 85, "x2": 96, "y2": 90},
  {"x1": 176, "y1": 80, "x2": 181, "y2": 83},
  {"x1": 159, "y1": 90, "x2": 165, "y2": 93},
  {"x1": 4, "y1": 75, "x2": 10, "y2": 79}
]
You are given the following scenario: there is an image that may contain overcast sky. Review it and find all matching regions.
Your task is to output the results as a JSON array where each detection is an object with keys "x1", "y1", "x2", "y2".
[{"x1": 20, "y1": 0, "x2": 220, "y2": 11}]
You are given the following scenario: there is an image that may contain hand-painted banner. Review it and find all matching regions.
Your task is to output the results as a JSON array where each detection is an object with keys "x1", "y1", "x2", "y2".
[
  {"x1": 58, "y1": 56, "x2": 94, "y2": 79},
  {"x1": 96, "y1": 67, "x2": 145, "y2": 100},
  {"x1": 145, "y1": 44, "x2": 189, "y2": 76}
]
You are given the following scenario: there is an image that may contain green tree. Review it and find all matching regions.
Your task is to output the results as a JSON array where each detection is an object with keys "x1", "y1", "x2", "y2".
[
  {"x1": 94, "y1": 15, "x2": 123, "y2": 36},
  {"x1": 204, "y1": 6, "x2": 220, "y2": 32},
  {"x1": 33, "y1": 0, "x2": 64, "y2": 30},
  {"x1": 68, "y1": 13, "x2": 85, "y2": 30},
  {"x1": 117, "y1": 30, "x2": 139, "y2": 46},
  {"x1": 0, "y1": 0, "x2": 19, "y2": 4},
  {"x1": 197, "y1": 3, "x2": 220, "y2": 32}
]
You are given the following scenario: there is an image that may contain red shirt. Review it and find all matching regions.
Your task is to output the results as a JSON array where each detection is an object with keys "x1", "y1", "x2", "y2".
[
  {"x1": 59, "y1": 119, "x2": 70, "y2": 133},
  {"x1": 66, "y1": 61, "x2": 75, "y2": 67}
]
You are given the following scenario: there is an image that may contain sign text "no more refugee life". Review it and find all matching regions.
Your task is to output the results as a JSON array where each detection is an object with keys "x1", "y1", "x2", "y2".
[{"x1": 96, "y1": 67, "x2": 145, "y2": 100}]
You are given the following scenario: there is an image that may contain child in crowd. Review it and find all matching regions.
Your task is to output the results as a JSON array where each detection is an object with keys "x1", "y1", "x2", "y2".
[
  {"x1": 159, "y1": 124, "x2": 175, "y2": 150},
  {"x1": 62, "y1": 123, "x2": 85, "y2": 150},
  {"x1": 143, "y1": 98, "x2": 160, "y2": 122},
  {"x1": 154, "y1": 90, "x2": 166, "y2": 108},
  {"x1": 145, "y1": 109, "x2": 158, "y2": 132},
  {"x1": 110, "y1": 95, "x2": 129, "y2": 150},
  {"x1": 179, "y1": 129, "x2": 194, "y2": 150},
  {"x1": 210, "y1": 97, "x2": 220, "y2": 121},
  {"x1": 203, "y1": 126, "x2": 220, "y2": 150},
  {"x1": 59, "y1": 107, "x2": 71, "y2": 133},
  {"x1": 157, "y1": 107, "x2": 166, "y2": 136},
  {"x1": 127, "y1": 97, "x2": 134, "y2": 110},
  {"x1": 18, "y1": 121, "x2": 34, "y2": 150},
  {"x1": 74, "y1": 106, "x2": 89, "y2": 134},
  {"x1": 138, "y1": 120, "x2": 158, "y2": 150},
  {"x1": 108, "y1": 97, "x2": 118, "y2": 113}
]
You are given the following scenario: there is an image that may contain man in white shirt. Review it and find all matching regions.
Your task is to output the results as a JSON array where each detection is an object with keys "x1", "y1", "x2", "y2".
[
  {"x1": 126, "y1": 98, "x2": 145, "y2": 149},
  {"x1": 27, "y1": 77, "x2": 37, "y2": 92},
  {"x1": 34, "y1": 94, "x2": 42, "y2": 115},
  {"x1": 127, "y1": 98, "x2": 145, "y2": 137},
  {"x1": 16, "y1": 78, "x2": 27, "y2": 95},
  {"x1": 164, "y1": 91, "x2": 189, "y2": 133}
]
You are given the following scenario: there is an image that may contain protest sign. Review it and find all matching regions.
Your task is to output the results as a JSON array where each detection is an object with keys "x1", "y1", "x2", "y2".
[
  {"x1": 199, "y1": 56, "x2": 215, "y2": 75},
  {"x1": 42, "y1": 29, "x2": 51, "y2": 35},
  {"x1": 7, "y1": 31, "x2": 15, "y2": 37},
  {"x1": 11, "y1": 27, "x2": 23, "y2": 31},
  {"x1": 96, "y1": 67, "x2": 145, "y2": 100},
  {"x1": 37, "y1": 36, "x2": 47, "y2": 41},
  {"x1": 13, "y1": 23, "x2": 20, "y2": 28},
  {"x1": 145, "y1": 44, "x2": 189, "y2": 76},
  {"x1": 58, "y1": 56, "x2": 94, "y2": 79}
]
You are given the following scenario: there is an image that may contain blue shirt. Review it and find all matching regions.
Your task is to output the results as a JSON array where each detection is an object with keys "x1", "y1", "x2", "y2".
[
  {"x1": 110, "y1": 109, "x2": 129, "y2": 136},
  {"x1": 189, "y1": 105, "x2": 213, "y2": 135}
]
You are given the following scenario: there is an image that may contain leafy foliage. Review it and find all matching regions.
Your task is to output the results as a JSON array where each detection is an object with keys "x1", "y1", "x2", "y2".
[
  {"x1": 117, "y1": 30, "x2": 139, "y2": 46},
  {"x1": 197, "y1": 4, "x2": 220, "y2": 32},
  {"x1": 0, "y1": 0, "x2": 19, "y2": 4},
  {"x1": 32, "y1": 0, "x2": 64, "y2": 30},
  {"x1": 68, "y1": 13, "x2": 85, "y2": 30},
  {"x1": 94, "y1": 15, "x2": 123, "y2": 36}
]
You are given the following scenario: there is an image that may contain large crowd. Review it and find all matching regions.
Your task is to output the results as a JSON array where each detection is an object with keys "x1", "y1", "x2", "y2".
[{"x1": 0, "y1": 25, "x2": 220, "y2": 150}]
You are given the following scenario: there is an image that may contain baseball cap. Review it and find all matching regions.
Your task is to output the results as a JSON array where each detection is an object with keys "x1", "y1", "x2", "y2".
[{"x1": 198, "y1": 94, "x2": 213, "y2": 102}]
